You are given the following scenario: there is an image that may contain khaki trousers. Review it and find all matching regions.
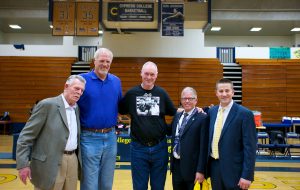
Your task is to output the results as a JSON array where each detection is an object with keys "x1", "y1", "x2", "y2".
[{"x1": 35, "y1": 153, "x2": 78, "y2": 190}]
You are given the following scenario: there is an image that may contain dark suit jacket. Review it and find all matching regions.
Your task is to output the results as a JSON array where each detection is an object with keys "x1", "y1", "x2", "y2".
[
  {"x1": 16, "y1": 95, "x2": 81, "y2": 190},
  {"x1": 170, "y1": 111, "x2": 209, "y2": 181},
  {"x1": 208, "y1": 102, "x2": 257, "y2": 188}
]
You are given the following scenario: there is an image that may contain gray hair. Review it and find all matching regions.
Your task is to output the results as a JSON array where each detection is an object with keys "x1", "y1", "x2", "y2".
[
  {"x1": 141, "y1": 61, "x2": 158, "y2": 74},
  {"x1": 66, "y1": 75, "x2": 86, "y2": 85},
  {"x1": 94, "y1": 48, "x2": 113, "y2": 61},
  {"x1": 181, "y1": 87, "x2": 197, "y2": 99}
]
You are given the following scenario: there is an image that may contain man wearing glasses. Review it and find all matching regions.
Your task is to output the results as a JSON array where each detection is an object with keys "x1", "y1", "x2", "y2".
[{"x1": 170, "y1": 87, "x2": 209, "y2": 190}]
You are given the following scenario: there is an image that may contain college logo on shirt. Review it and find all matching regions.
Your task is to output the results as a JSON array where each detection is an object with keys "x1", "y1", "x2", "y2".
[{"x1": 136, "y1": 94, "x2": 160, "y2": 116}]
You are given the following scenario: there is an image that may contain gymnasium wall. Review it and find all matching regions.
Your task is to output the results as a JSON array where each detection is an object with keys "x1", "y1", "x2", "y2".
[
  {"x1": 0, "y1": 56, "x2": 76, "y2": 122},
  {"x1": 0, "y1": 29, "x2": 299, "y2": 123},
  {"x1": 237, "y1": 59, "x2": 300, "y2": 123},
  {"x1": 0, "y1": 56, "x2": 222, "y2": 122}
]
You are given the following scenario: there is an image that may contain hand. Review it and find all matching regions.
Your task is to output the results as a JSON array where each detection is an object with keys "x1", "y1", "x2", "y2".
[
  {"x1": 196, "y1": 107, "x2": 205, "y2": 114},
  {"x1": 18, "y1": 167, "x2": 32, "y2": 185},
  {"x1": 238, "y1": 178, "x2": 251, "y2": 190},
  {"x1": 177, "y1": 107, "x2": 184, "y2": 112},
  {"x1": 194, "y1": 172, "x2": 204, "y2": 184}
]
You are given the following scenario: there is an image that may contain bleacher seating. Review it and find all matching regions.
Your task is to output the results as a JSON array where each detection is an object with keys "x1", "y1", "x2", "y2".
[
  {"x1": 286, "y1": 132, "x2": 299, "y2": 140},
  {"x1": 257, "y1": 132, "x2": 269, "y2": 144},
  {"x1": 257, "y1": 143, "x2": 291, "y2": 156}
]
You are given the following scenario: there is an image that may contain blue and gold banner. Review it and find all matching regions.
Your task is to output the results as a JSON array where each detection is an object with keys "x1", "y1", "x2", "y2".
[
  {"x1": 108, "y1": 2, "x2": 154, "y2": 22},
  {"x1": 161, "y1": 3, "x2": 184, "y2": 37}
]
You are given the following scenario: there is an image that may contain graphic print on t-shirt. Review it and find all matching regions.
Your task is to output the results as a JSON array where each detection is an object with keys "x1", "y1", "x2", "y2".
[{"x1": 136, "y1": 94, "x2": 160, "y2": 116}]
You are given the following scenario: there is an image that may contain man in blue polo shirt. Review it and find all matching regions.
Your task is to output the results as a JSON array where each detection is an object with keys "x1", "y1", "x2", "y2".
[{"x1": 77, "y1": 48, "x2": 122, "y2": 190}]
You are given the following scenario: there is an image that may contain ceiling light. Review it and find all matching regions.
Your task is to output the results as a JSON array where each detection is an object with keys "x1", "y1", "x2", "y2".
[
  {"x1": 9, "y1": 25, "x2": 22, "y2": 29},
  {"x1": 211, "y1": 27, "x2": 221, "y2": 31},
  {"x1": 250, "y1": 27, "x2": 262, "y2": 32},
  {"x1": 49, "y1": 25, "x2": 53, "y2": 29},
  {"x1": 291, "y1": 27, "x2": 300, "y2": 32},
  {"x1": 98, "y1": 30, "x2": 103, "y2": 34}
]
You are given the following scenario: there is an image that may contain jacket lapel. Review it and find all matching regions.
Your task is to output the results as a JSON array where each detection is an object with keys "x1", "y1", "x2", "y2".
[
  {"x1": 57, "y1": 96, "x2": 68, "y2": 129},
  {"x1": 181, "y1": 113, "x2": 197, "y2": 137},
  {"x1": 172, "y1": 112, "x2": 182, "y2": 137},
  {"x1": 220, "y1": 102, "x2": 238, "y2": 139},
  {"x1": 209, "y1": 106, "x2": 219, "y2": 143},
  {"x1": 75, "y1": 106, "x2": 80, "y2": 135}
]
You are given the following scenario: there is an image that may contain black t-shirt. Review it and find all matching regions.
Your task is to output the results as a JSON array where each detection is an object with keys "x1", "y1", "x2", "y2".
[{"x1": 119, "y1": 85, "x2": 177, "y2": 143}]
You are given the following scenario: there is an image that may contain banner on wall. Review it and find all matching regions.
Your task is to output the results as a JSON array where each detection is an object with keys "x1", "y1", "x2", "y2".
[
  {"x1": 52, "y1": 1, "x2": 76, "y2": 36},
  {"x1": 270, "y1": 47, "x2": 291, "y2": 59},
  {"x1": 161, "y1": 3, "x2": 184, "y2": 37},
  {"x1": 291, "y1": 48, "x2": 300, "y2": 59},
  {"x1": 107, "y1": 2, "x2": 154, "y2": 22},
  {"x1": 76, "y1": 2, "x2": 99, "y2": 36}
]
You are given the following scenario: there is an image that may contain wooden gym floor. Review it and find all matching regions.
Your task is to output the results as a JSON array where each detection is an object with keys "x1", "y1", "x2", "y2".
[{"x1": 1, "y1": 135, "x2": 300, "y2": 190}]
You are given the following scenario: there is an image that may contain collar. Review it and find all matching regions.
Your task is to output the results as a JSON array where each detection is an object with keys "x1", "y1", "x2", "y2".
[
  {"x1": 91, "y1": 70, "x2": 111, "y2": 81},
  {"x1": 219, "y1": 99, "x2": 233, "y2": 111},
  {"x1": 61, "y1": 94, "x2": 77, "y2": 109},
  {"x1": 184, "y1": 107, "x2": 196, "y2": 116},
  {"x1": 140, "y1": 83, "x2": 155, "y2": 91}
]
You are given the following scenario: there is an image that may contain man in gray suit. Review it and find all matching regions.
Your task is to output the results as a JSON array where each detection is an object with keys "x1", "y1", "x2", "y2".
[{"x1": 16, "y1": 75, "x2": 86, "y2": 190}]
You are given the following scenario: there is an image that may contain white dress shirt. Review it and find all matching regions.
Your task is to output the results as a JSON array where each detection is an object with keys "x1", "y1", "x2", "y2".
[
  {"x1": 210, "y1": 100, "x2": 234, "y2": 157},
  {"x1": 173, "y1": 108, "x2": 195, "y2": 159},
  {"x1": 61, "y1": 94, "x2": 78, "y2": 151}
]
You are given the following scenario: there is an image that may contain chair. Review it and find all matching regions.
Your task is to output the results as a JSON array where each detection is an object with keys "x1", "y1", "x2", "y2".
[
  {"x1": 268, "y1": 130, "x2": 291, "y2": 156},
  {"x1": 256, "y1": 132, "x2": 270, "y2": 155},
  {"x1": 257, "y1": 132, "x2": 269, "y2": 144},
  {"x1": 257, "y1": 143, "x2": 274, "y2": 156},
  {"x1": 286, "y1": 132, "x2": 299, "y2": 141},
  {"x1": 286, "y1": 132, "x2": 300, "y2": 156}
]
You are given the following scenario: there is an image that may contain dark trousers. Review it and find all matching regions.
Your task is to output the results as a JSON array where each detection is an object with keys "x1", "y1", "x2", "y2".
[
  {"x1": 172, "y1": 158, "x2": 194, "y2": 190},
  {"x1": 210, "y1": 157, "x2": 241, "y2": 190}
]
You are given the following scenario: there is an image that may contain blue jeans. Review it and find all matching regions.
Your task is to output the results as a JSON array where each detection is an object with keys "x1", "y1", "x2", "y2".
[
  {"x1": 80, "y1": 129, "x2": 117, "y2": 190},
  {"x1": 131, "y1": 139, "x2": 168, "y2": 190}
]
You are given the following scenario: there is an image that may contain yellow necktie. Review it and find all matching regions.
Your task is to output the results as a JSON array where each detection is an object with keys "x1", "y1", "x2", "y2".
[{"x1": 212, "y1": 108, "x2": 225, "y2": 159}]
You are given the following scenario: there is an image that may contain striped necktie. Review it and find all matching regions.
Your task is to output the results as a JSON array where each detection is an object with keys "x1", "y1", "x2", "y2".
[{"x1": 174, "y1": 112, "x2": 189, "y2": 157}]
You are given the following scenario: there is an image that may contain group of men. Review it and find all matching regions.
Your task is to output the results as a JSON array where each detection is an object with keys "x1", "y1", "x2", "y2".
[{"x1": 16, "y1": 47, "x2": 257, "y2": 190}]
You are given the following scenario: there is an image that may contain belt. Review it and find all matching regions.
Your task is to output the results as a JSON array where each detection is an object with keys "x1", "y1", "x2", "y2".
[
  {"x1": 64, "y1": 150, "x2": 76, "y2": 155},
  {"x1": 83, "y1": 127, "x2": 114, "y2": 133},
  {"x1": 140, "y1": 137, "x2": 165, "y2": 147}
]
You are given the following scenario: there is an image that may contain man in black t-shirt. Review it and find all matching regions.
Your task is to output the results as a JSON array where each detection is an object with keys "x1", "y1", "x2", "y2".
[{"x1": 119, "y1": 61, "x2": 177, "y2": 190}]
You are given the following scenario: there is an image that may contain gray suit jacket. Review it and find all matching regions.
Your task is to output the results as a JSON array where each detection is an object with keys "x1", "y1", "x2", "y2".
[{"x1": 16, "y1": 95, "x2": 81, "y2": 190}]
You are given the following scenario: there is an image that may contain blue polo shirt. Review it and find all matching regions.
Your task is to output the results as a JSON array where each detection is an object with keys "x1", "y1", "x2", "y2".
[{"x1": 78, "y1": 71, "x2": 122, "y2": 129}]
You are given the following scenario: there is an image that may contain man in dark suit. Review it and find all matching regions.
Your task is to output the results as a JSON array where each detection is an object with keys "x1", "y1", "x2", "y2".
[
  {"x1": 208, "y1": 78, "x2": 257, "y2": 190},
  {"x1": 170, "y1": 87, "x2": 209, "y2": 190},
  {"x1": 16, "y1": 75, "x2": 86, "y2": 190}
]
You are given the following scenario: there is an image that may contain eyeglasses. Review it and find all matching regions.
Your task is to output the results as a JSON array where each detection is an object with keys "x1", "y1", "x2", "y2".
[{"x1": 181, "y1": 97, "x2": 196, "y2": 101}]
